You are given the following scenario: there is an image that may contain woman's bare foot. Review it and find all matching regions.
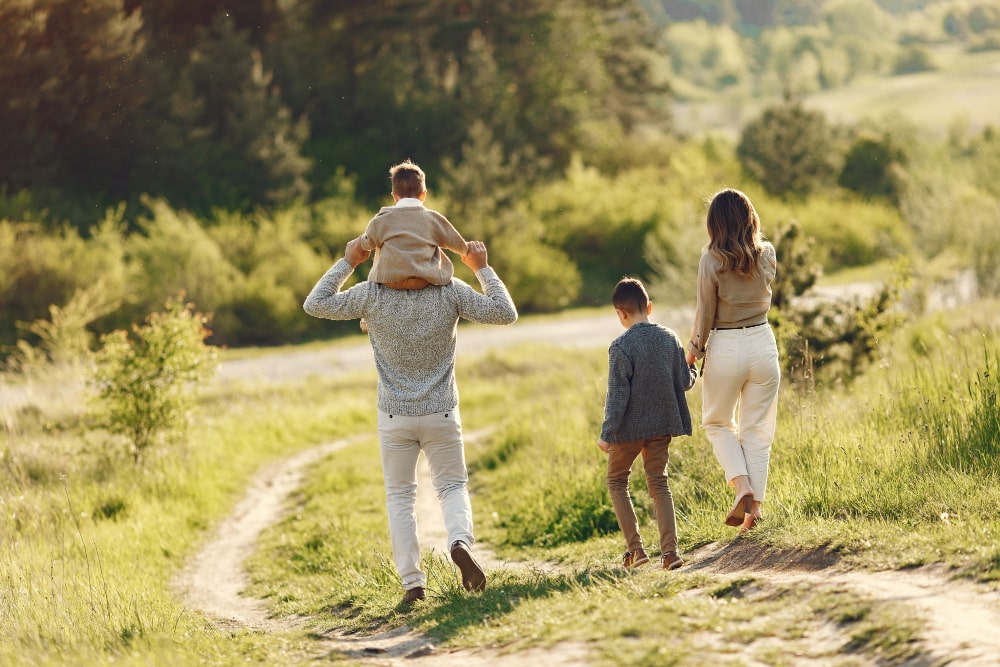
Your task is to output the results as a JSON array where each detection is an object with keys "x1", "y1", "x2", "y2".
[{"x1": 739, "y1": 500, "x2": 763, "y2": 533}]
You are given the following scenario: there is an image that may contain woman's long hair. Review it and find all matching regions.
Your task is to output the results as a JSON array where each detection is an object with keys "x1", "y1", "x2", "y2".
[{"x1": 706, "y1": 189, "x2": 764, "y2": 276}]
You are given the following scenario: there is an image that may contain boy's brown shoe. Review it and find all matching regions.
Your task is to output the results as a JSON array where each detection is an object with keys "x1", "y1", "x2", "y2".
[
  {"x1": 661, "y1": 552, "x2": 684, "y2": 571},
  {"x1": 451, "y1": 541, "x2": 486, "y2": 592},
  {"x1": 622, "y1": 548, "x2": 650, "y2": 570}
]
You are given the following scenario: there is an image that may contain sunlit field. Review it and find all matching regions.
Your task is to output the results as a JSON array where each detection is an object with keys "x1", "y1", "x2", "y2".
[
  {"x1": 3, "y1": 287, "x2": 999, "y2": 664},
  {"x1": 674, "y1": 45, "x2": 1000, "y2": 139}
]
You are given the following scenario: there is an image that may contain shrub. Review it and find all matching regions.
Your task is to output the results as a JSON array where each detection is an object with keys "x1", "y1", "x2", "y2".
[
  {"x1": 0, "y1": 215, "x2": 127, "y2": 355},
  {"x1": 88, "y1": 297, "x2": 217, "y2": 462},
  {"x1": 737, "y1": 98, "x2": 838, "y2": 199},
  {"x1": 769, "y1": 219, "x2": 910, "y2": 388},
  {"x1": 207, "y1": 207, "x2": 334, "y2": 345},
  {"x1": 125, "y1": 200, "x2": 239, "y2": 331},
  {"x1": 839, "y1": 133, "x2": 909, "y2": 204}
]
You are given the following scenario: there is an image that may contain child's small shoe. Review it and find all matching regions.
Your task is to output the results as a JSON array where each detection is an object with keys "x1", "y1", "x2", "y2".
[
  {"x1": 622, "y1": 548, "x2": 650, "y2": 570},
  {"x1": 661, "y1": 551, "x2": 684, "y2": 570}
]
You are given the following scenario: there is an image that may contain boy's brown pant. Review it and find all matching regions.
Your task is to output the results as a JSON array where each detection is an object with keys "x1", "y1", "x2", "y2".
[{"x1": 606, "y1": 435, "x2": 678, "y2": 556}]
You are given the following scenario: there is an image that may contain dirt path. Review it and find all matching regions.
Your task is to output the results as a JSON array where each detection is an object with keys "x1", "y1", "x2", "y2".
[
  {"x1": 175, "y1": 424, "x2": 1000, "y2": 666},
  {"x1": 174, "y1": 307, "x2": 1000, "y2": 666},
  {"x1": 690, "y1": 541, "x2": 1000, "y2": 667}
]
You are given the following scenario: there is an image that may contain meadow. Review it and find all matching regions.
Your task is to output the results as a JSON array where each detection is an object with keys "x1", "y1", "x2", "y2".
[
  {"x1": 5, "y1": 4, "x2": 1000, "y2": 663},
  {"x1": 673, "y1": 44, "x2": 1000, "y2": 139},
  {"x1": 2, "y1": 290, "x2": 999, "y2": 665}
]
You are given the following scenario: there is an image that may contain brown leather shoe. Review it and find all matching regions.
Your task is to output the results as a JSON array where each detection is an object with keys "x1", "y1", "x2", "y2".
[
  {"x1": 661, "y1": 551, "x2": 684, "y2": 570},
  {"x1": 402, "y1": 586, "x2": 425, "y2": 604},
  {"x1": 450, "y1": 541, "x2": 486, "y2": 592},
  {"x1": 622, "y1": 548, "x2": 650, "y2": 570}
]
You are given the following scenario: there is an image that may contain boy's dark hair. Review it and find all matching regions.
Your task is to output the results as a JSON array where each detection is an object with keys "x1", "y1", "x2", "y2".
[
  {"x1": 389, "y1": 159, "x2": 426, "y2": 198},
  {"x1": 612, "y1": 277, "x2": 648, "y2": 315}
]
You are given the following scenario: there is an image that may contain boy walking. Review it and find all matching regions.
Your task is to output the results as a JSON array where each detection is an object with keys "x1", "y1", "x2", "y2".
[{"x1": 597, "y1": 277, "x2": 697, "y2": 571}]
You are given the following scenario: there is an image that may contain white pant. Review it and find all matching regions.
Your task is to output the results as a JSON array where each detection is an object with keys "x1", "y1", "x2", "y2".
[
  {"x1": 377, "y1": 408, "x2": 474, "y2": 589},
  {"x1": 701, "y1": 325, "x2": 780, "y2": 502}
]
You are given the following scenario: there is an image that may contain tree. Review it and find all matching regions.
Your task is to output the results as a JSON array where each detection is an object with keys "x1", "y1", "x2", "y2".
[
  {"x1": 142, "y1": 13, "x2": 311, "y2": 212},
  {"x1": 0, "y1": 0, "x2": 146, "y2": 203},
  {"x1": 272, "y1": 0, "x2": 667, "y2": 201},
  {"x1": 839, "y1": 133, "x2": 907, "y2": 204},
  {"x1": 737, "y1": 97, "x2": 837, "y2": 198}
]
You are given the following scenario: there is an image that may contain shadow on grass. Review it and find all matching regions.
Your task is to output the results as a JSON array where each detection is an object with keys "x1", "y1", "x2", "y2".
[
  {"x1": 686, "y1": 539, "x2": 842, "y2": 574},
  {"x1": 393, "y1": 564, "x2": 626, "y2": 645}
]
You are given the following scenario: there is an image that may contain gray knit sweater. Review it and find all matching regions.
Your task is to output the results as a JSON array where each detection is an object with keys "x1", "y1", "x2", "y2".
[
  {"x1": 600, "y1": 322, "x2": 696, "y2": 443},
  {"x1": 303, "y1": 258, "x2": 517, "y2": 415}
]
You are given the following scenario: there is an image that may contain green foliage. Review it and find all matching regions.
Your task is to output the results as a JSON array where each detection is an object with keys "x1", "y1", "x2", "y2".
[
  {"x1": 438, "y1": 123, "x2": 581, "y2": 313},
  {"x1": 737, "y1": 98, "x2": 838, "y2": 198},
  {"x1": 272, "y1": 0, "x2": 666, "y2": 202},
  {"x1": 768, "y1": 215, "x2": 910, "y2": 386},
  {"x1": 88, "y1": 297, "x2": 217, "y2": 462},
  {"x1": 769, "y1": 220, "x2": 822, "y2": 312},
  {"x1": 529, "y1": 159, "x2": 664, "y2": 304},
  {"x1": 784, "y1": 264, "x2": 910, "y2": 386},
  {"x1": 142, "y1": 13, "x2": 311, "y2": 212},
  {"x1": 762, "y1": 192, "x2": 912, "y2": 269},
  {"x1": 125, "y1": 200, "x2": 240, "y2": 327},
  {"x1": 839, "y1": 131, "x2": 909, "y2": 203},
  {"x1": 7, "y1": 284, "x2": 120, "y2": 375},
  {"x1": 662, "y1": 20, "x2": 751, "y2": 93},
  {"x1": 0, "y1": 215, "x2": 128, "y2": 353},
  {"x1": 0, "y1": 0, "x2": 145, "y2": 200},
  {"x1": 894, "y1": 43, "x2": 938, "y2": 73},
  {"x1": 207, "y1": 207, "x2": 337, "y2": 345}
]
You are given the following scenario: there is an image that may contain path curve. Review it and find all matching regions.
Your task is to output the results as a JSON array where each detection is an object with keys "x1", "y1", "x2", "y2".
[{"x1": 176, "y1": 306, "x2": 1000, "y2": 666}]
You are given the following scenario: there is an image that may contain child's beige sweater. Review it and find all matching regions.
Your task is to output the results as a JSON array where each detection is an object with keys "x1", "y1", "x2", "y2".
[{"x1": 360, "y1": 205, "x2": 467, "y2": 285}]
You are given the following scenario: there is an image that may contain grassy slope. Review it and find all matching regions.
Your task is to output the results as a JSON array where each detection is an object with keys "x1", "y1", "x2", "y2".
[
  {"x1": 3, "y1": 297, "x2": 999, "y2": 665},
  {"x1": 244, "y1": 300, "x2": 999, "y2": 665},
  {"x1": 674, "y1": 45, "x2": 1000, "y2": 139}
]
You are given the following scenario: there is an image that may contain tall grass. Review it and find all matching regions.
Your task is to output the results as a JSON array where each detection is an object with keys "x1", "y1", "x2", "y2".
[
  {"x1": 4, "y1": 302, "x2": 999, "y2": 664},
  {"x1": 460, "y1": 309, "x2": 1000, "y2": 576},
  {"x1": 0, "y1": 370, "x2": 377, "y2": 666}
]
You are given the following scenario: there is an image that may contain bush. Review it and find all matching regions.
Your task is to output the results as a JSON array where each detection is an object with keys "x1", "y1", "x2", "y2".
[
  {"x1": 737, "y1": 98, "x2": 838, "y2": 199},
  {"x1": 88, "y1": 297, "x2": 217, "y2": 462},
  {"x1": 207, "y1": 207, "x2": 335, "y2": 345},
  {"x1": 839, "y1": 132, "x2": 909, "y2": 204},
  {"x1": 125, "y1": 200, "x2": 239, "y2": 330},
  {"x1": 769, "y1": 220, "x2": 910, "y2": 387},
  {"x1": 894, "y1": 43, "x2": 937, "y2": 73},
  {"x1": 762, "y1": 193, "x2": 911, "y2": 269},
  {"x1": 0, "y1": 214, "x2": 127, "y2": 355}
]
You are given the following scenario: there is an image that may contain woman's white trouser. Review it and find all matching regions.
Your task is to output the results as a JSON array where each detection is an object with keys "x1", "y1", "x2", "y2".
[{"x1": 701, "y1": 325, "x2": 780, "y2": 502}]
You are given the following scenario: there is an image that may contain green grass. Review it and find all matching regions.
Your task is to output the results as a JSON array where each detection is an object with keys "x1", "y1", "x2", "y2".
[
  {"x1": 0, "y1": 371, "x2": 378, "y2": 666},
  {"x1": 676, "y1": 44, "x2": 1000, "y2": 139},
  {"x1": 4, "y1": 300, "x2": 1000, "y2": 664}
]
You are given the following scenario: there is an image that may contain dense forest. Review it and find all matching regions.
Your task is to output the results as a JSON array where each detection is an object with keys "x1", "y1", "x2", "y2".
[{"x1": 2, "y1": 0, "x2": 999, "y2": 356}]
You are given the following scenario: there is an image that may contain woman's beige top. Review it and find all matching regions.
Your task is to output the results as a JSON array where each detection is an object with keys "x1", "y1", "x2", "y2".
[{"x1": 687, "y1": 242, "x2": 776, "y2": 360}]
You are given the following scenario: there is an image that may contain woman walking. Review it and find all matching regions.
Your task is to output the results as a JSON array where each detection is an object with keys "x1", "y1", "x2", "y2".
[{"x1": 686, "y1": 189, "x2": 780, "y2": 533}]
